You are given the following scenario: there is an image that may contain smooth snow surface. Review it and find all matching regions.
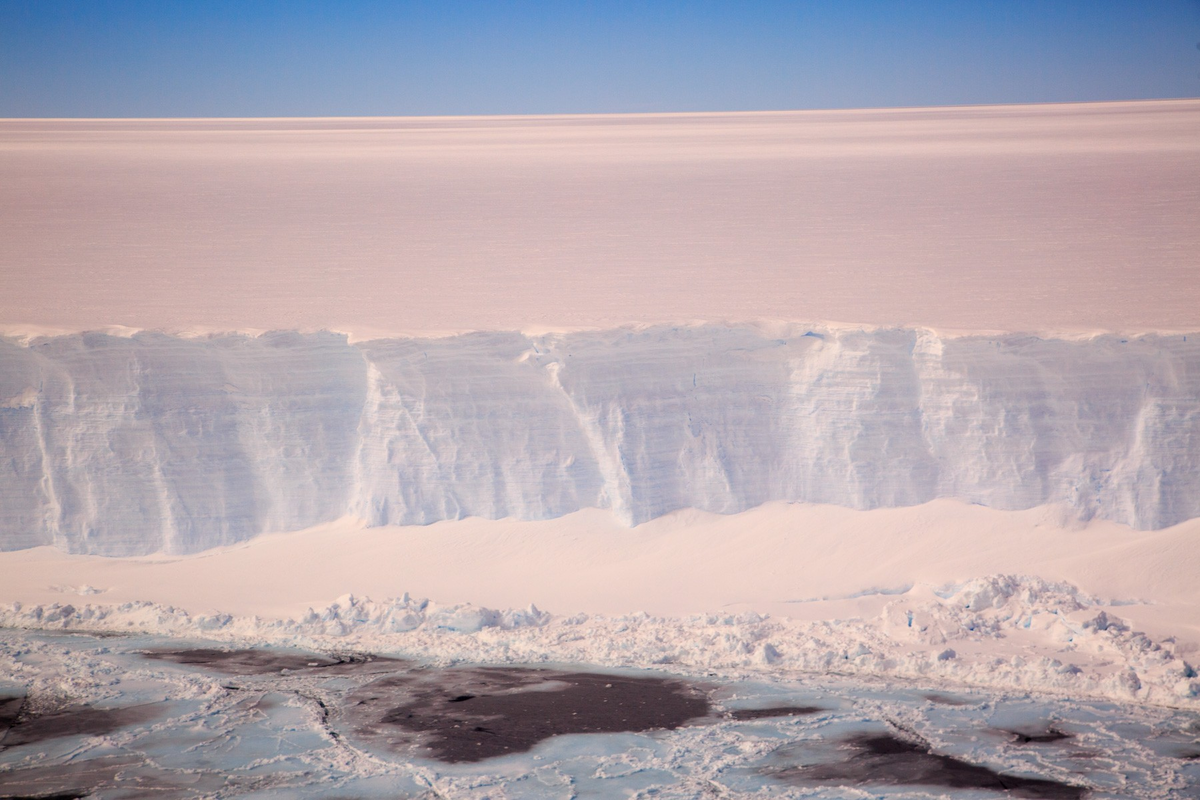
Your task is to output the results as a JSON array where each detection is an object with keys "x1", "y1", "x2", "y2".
[
  {"x1": 3, "y1": 100, "x2": 1199, "y2": 338},
  {"x1": 2, "y1": 501, "x2": 1199, "y2": 626}
]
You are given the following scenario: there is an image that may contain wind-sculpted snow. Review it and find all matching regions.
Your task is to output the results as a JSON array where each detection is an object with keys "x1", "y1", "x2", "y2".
[{"x1": 1, "y1": 325, "x2": 1197, "y2": 554}]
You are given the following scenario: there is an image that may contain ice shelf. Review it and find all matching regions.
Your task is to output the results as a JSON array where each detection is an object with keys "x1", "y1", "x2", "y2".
[{"x1": 1, "y1": 324, "x2": 1197, "y2": 555}]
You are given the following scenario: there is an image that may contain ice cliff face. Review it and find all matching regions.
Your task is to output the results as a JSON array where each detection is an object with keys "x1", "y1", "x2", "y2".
[{"x1": 1, "y1": 326, "x2": 1197, "y2": 555}]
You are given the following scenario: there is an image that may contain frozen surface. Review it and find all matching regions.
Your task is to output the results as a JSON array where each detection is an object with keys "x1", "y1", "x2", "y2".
[
  {"x1": 6, "y1": 498, "x2": 1200, "y2": 645},
  {"x1": 2, "y1": 101, "x2": 1199, "y2": 338},
  {"x1": 1, "y1": 631, "x2": 1198, "y2": 799},
  {"x1": 1, "y1": 325, "x2": 1198, "y2": 555},
  {"x1": 3, "y1": 572, "x2": 1199, "y2": 709},
  {"x1": 3, "y1": 102, "x2": 1199, "y2": 782}
]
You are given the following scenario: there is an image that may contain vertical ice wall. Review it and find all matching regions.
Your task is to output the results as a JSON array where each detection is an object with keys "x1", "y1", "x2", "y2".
[
  {"x1": 352, "y1": 333, "x2": 604, "y2": 526},
  {"x1": 0, "y1": 326, "x2": 1197, "y2": 554},
  {"x1": 913, "y1": 333, "x2": 1200, "y2": 529},
  {"x1": 0, "y1": 332, "x2": 366, "y2": 555}
]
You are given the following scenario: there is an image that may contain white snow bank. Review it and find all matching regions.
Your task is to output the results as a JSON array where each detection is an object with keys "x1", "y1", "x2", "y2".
[
  {"x1": 6, "y1": 501, "x2": 1197, "y2": 708},
  {"x1": 3, "y1": 575, "x2": 1195, "y2": 709},
  {"x1": 4, "y1": 499, "x2": 1199, "y2": 630}
]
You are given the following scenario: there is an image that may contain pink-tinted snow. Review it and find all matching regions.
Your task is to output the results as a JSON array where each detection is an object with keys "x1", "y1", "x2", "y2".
[{"x1": 2, "y1": 100, "x2": 1197, "y2": 338}]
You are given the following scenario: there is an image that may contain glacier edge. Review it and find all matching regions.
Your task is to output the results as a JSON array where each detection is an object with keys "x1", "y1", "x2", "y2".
[{"x1": 1, "y1": 324, "x2": 1197, "y2": 555}]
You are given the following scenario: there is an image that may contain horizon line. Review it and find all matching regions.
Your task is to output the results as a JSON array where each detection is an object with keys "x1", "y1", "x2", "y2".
[{"x1": 3, "y1": 96, "x2": 1198, "y2": 123}]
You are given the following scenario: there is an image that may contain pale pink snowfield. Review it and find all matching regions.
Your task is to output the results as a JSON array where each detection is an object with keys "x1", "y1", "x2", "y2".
[
  {"x1": 4, "y1": 501, "x2": 1198, "y2": 638},
  {"x1": 5, "y1": 501, "x2": 1200, "y2": 702},
  {"x1": 1, "y1": 99, "x2": 1198, "y2": 338}
]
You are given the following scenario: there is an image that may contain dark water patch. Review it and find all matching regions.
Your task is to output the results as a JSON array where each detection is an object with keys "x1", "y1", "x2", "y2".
[
  {"x1": 728, "y1": 706, "x2": 823, "y2": 721},
  {"x1": 923, "y1": 692, "x2": 978, "y2": 706},
  {"x1": 344, "y1": 667, "x2": 710, "y2": 763},
  {"x1": 1007, "y1": 727, "x2": 1072, "y2": 745},
  {"x1": 0, "y1": 755, "x2": 142, "y2": 799},
  {"x1": 770, "y1": 733, "x2": 1086, "y2": 799},
  {"x1": 0, "y1": 704, "x2": 157, "y2": 749},
  {"x1": 64, "y1": 630, "x2": 129, "y2": 639},
  {"x1": 0, "y1": 753, "x2": 231, "y2": 799},
  {"x1": 143, "y1": 647, "x2": 405, "y2": 676},
  {"x1": 0, "y1": 695, "x2": 25, "y2": 733}
]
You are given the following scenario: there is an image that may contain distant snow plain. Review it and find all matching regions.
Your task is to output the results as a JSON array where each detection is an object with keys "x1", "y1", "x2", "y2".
[{"x1": 2, "y1": 100, "x2": 1200, "y2": 711}]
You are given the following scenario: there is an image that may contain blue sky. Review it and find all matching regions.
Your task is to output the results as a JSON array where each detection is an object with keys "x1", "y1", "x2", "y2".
[{"x1": 1, "y1": 0, "x2": 1198, "y2": 117}]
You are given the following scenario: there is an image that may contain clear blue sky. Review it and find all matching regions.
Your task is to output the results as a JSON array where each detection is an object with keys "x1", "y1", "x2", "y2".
[{"x1": 2, "y1": 0, "x2": 1198, "y2": 117}]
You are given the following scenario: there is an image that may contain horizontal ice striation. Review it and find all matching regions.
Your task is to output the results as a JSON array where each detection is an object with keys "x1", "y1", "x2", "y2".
[
  {"x1": 0, "y1": 325, "x2": 1197, "y2": 555},
  {"x1": 0, "y1": 332, "x2": 366, "y2": 555}
]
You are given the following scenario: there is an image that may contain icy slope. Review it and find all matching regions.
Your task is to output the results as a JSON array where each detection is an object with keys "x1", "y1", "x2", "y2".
[{"x1": 1, "y1": 325, "x2": 1197, "y2": 555}]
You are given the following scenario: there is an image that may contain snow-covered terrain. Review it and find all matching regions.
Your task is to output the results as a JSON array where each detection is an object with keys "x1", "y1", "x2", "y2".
[
  {"x1": 2, "y1": 101, "x2": 1198, "y2": 338},
  {"x1": 1, "y1": 325, "x2": 1197, "y2": 555},
  {"x1": 2, "y1": 102, "x2": 1198, "y2": 795},
  {"x1": 4, "y1": 572, "x2": 1199, "y2": 708}
]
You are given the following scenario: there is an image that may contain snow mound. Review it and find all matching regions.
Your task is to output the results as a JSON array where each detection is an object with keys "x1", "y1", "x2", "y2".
[{"x1": 2, "y1": 575, "x2": 1195, "y2": 708}]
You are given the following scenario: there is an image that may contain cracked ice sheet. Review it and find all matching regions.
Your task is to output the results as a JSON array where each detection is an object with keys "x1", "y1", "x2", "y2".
[{"x1": 1, "y1": 632, "x2": 1199, "y2": 799}]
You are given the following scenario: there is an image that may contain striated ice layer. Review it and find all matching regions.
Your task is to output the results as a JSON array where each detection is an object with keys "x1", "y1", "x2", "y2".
[{"x1": 0, "y1": 325, "x2": 1197, "y2": 555}]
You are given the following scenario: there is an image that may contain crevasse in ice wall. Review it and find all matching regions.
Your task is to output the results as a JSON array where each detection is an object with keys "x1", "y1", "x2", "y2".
[{"x1": 0, "y1": 325, "x2": 1196, "y2": 555}]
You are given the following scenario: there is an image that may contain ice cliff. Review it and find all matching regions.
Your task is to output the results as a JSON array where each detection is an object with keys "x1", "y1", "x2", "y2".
[{"x1": 1, "y1": 325, "x2": 1197, "y2": 555}]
